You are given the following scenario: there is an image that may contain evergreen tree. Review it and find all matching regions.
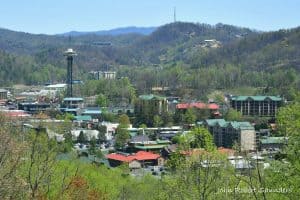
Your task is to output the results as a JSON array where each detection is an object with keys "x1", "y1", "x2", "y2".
[{"x1": 78, "y1": 131, "x2": 87, "y2": 144}]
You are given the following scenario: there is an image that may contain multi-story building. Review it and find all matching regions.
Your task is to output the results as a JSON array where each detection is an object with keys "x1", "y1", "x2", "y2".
[
  {"x1": 89, "y1": 71, "x2": 116, "y2": 80},
  {"x1": 0, "y1": 89, "x2": 8, "y2": 100},
  {"x1": 230, "y1": 96, "x2": 283, "y2": 117},
  {"x1": 60, "y1": 97, "x2": 84, "y2": 115},
  {"x1": 135, "y1": 94, "x2": 168, "y2": 125},
  {"x1": 202, "y1": 119, "x2": 256, "y2": 151}
]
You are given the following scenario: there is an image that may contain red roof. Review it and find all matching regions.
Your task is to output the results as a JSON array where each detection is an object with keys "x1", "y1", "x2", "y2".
[
  {"x1": 106, "y1": 151, "x2": 160, "y2": 162},
  {"x1": 217, "y1": 147, "x2": 235, "y2": 155},
  {"x1": 1, "y1": 110, "x2": 31, "y2": 118},
  {"x1": 176, "y1": 102, "x2": 219, "y2": 110}
]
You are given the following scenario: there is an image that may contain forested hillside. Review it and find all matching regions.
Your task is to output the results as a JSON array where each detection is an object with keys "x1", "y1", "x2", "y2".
[{"x1": 0, "y1": 22, "x2": 300, "y2": 99}]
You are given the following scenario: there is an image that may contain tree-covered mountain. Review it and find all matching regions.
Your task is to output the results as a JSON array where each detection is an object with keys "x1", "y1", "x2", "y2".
[
  {"x1": 0, "y1": 22, "x2": 300, "y2": 99},
  {"x1": 0, "y1": 22, "x2": 257, "y2": 66}
]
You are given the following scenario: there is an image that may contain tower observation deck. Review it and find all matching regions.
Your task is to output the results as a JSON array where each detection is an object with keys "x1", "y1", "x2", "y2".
[{"x1": 63, "y1": 48, "x2": 77, "y2": 97}]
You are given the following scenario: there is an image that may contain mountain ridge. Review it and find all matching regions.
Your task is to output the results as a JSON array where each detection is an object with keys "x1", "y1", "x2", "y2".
[{"x1": 58, "y1": 26, "x2": 157, "y2": 36}]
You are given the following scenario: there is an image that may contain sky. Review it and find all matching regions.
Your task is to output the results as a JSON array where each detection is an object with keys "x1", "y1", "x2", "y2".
[{"x1": 0, "y1": 0, "x2": 299, "y2": 34}]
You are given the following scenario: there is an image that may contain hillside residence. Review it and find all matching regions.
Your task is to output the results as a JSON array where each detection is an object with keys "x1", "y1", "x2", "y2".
[
  {"x1": 106, "y1": 151, "x2": 164, "y2": 169},
  {"x1": 230, "y1": 96, "x2": 283, "y2": 117},
  {"x1": 200, "y1": 39, "x2": 221, "y2": 48},
  {"x1": 201, "y1": 119, "x2": 256, "y2": 151}
]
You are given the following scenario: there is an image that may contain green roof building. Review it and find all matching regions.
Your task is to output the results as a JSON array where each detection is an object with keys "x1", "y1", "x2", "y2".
[
  {"x1": 230, "y1": 96, "x2": 283, "y2": 117},
  {"x1": 259, "y1": 136, "x2": 287, "y2": 152},
  {"x1": 203, "y1": 119, "x2": 256, "y2": 152},
  {"x1": 135, "y1": 94, "x2": 168, "y2": 126}
]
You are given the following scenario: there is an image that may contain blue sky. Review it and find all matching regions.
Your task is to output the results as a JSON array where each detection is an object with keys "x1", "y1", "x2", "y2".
[{"x1": 0, "y1": 0, "x2": 299, "y2": 34}]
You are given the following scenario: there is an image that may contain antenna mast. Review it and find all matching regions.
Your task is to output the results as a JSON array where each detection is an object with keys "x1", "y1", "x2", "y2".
[{"x1": 174, "y1": 7, "x2": 176, "y2": 23}]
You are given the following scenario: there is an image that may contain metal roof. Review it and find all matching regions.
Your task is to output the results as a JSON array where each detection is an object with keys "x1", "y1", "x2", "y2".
[
  {"x1": 139, "y1": 94, "x2": 166, "y2": 101},
  {"x1": 204, "y1": 119, "x2": 254, "y2": 130},
  {"x1": 83, "y1": 110, "x2": 102, "y2": 115},
  {"x1": 0, "y1": 89, "x2": 8, "y2": 92},
  {"x1": 231, "y1": 96, "x2": 282, "y2": 101},
  {"x1": 63, "y1": 97, "x2": 83, "y2": 101},
  {"x1": 260, "y1": 137, "x2": 287, "y2": 144},
  {"x1": 65, "y1": 108, "x2": 78, "y2": 112},
  {"x1": 134, "y1": 144, "x2": 168, "y2": 150},
  {"x1": 74, "y1": 115, "x2": 92, "y2": 121}
]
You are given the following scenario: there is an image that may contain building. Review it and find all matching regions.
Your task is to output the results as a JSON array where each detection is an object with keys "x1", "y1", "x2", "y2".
[
  {"x1": 127, "y1": 126, "x2": 182, "y2": 140},
  {"x1": 0, "y1": 89, "x2": 8, "y2": 100},
  {"x1": 41, "y1": 83, "x2": 67, "y2": 98},
  {"x1": 101, "y1": 71, "x2": 116, "y2": 79},
  {"x1": 60, "y1": 97, "x2": 84, "y2": 115},
  {"x1": 228, "y1": 156, "x2": 254, "y2": 174},
  {"x1": 259, "y1": 136, "x2": 287, "y2": 153},
  {"x1": 202, "y1": 119, "x2": 256, "y2": 151},
  {"x1": 107, "y1": 106, "x2": 134, "y2": 115},
  {"x1": 99, "y1": 121, "x2": 119, "y2": 140},
  {"x1": 230, "y1": 96, "x2": 283, "y2": 117},
  {"x1": 1, "y1": 109, "x2": 31, "y2": 118},
  {"x1": 82, "y1": 107, "x2": 102, "y2": 119},
  {"x1": 129, "y1": 139, "x2": 171, "y2": 153},
  {"x1": 89, "y1": 71, "x2": 116, "y2": 80},
  {"x1": 18, "y1": 102, "x2": 51, "y2": 114},
  {"x1": 106, "y1": 151, "x2": 163, "y2": 169},
  {"x1": 176, "y1": 102, "x2": 220, "y2": 117},
  {"x1": 136, "y1": 94, "x2": 168, "y2": 114},
  {"x1": 71, "y1": 129, "x2": 99, "y2": 141},
  {"x1": 135, "y1": 94, "x2": 168, "y2": 125}
]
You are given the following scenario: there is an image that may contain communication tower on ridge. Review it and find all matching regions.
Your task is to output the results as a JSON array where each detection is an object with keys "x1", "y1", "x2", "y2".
[{"x1": 174, "y1": 7, "x2": 176, "y2": 23}]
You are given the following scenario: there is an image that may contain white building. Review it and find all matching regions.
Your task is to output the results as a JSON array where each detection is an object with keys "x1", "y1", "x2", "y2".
[{"x1": 71, "y1": 129, "x2": 99, "y2": 141}]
